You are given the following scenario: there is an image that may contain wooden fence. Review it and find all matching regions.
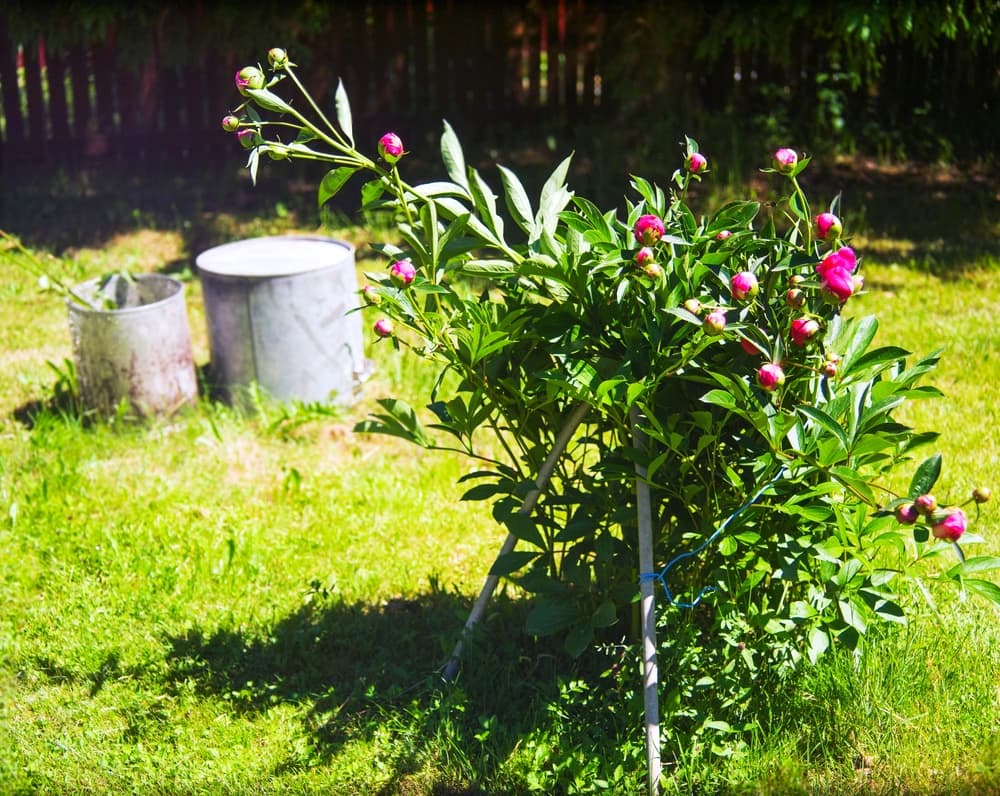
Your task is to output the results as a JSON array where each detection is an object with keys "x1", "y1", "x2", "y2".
[{"x1": 0, "y1": 1, "x2": 608, "y2": 169}]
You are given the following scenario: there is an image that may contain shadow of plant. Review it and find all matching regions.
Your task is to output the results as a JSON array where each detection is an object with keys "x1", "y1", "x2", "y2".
[{"x1": 161, "y1": 581, "x2": 594, "y2": 789}]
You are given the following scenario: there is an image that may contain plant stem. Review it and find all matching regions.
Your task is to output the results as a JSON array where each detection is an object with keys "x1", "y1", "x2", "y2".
[{"x1": 283, "y1": 65, "x2": 348, "y2": 149}]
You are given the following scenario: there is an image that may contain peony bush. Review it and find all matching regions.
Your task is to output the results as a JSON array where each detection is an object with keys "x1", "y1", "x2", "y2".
[{"x1": 222, "y1": 49, "x2": 997, "y2": 740}]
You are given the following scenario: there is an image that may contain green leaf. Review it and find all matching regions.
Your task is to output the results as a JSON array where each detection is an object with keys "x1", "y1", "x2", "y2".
[
  {"x1": 354, "y1": 398, "x2": 431, "y2": 447},
  {"x1": 807, "y1": 627, "x2": 830, "y2": 664},
  {"x1": 335, "y1": 78, "x2": 354, "y2": 145},
  {"x1": 830, "y1": 466, "x2": 875, "y2": 505},
  {"x1": 908, "y1": 454, "x2": 942, "y2": 499},
  {"x1": 457, "y1": 259, "x2": 517, "y2": 277},
  {"x1": 361, "y1": 178, "x2": 387, "y2": 208},
  {"x1": 318, "y1": 167, "x2": 359, "y2": 208},
  {"x1": 490, "y1": 550, "x2": 540, "y2": 577},
  {"x1": 701, "y1": 389, "x2": 738, "y2": 410},
  {"x1": 245, "y1": 87, "x2": 293, "y2": 114},
  {"x1": 947, "y1": 555, "x2": 1000, "y2": 579},
  {"x1": 963, "y1": 578, "x2": 1000, "y2": 607},
  {"x1": 525, "y1": 595, "x2": 579, "y2": 636},
  {"x1": 468, "y1": 168, "x2": 503, "y2": 239},
  {"x1": 440, "y1": 120, "x2": 469, "y2": 191},
  {"x1": 497, "y1": 164, "x2": 535, "y2": 235},
  {"x1": 847, "y1": 346, "x2": 911, "y2": 376},
  {"x1": 797, "y1": 405, "x2": 850, "y2": 453},
  {"x1": 564, "y1": 624, "x2": 593, "y2": 657},
  {"x1": 591, "y1": 600, "x2": 619, "y2": 628}
]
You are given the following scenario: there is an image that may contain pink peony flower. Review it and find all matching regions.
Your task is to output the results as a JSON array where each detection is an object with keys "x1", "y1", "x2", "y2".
[
  {"x1": 816, "y1": 247, "x2": 857, "y2": 276},
  {"x1": 686, "y1": 152, "x2": 708, "y2": 173},
  {"x1": 757, "y1": 363, "x2": 785, "y2": 392},
  {"x1": 931, "y1": 509, "x2": 967, "y2": 542},
  {"x1": 373, "y1": 318, "x2": 394, "y2": 338},
  {"x1": 389, "y1": 259, "x2": 416, "y2": 286},
  {"x1": 635, "y1": 247, "x2": 656, "y2": 266},
  {"x1": 715, "y1": 230, "x2": 732, "y2": 241},
  {"x1": 815, "y1": 212, "x2": 843, "y2": 241},
  {"x1": 634, "y1": 214, "x2": 666, "y2": 246},
  {"x1": 378, "y1": 132, "x2": 404, "y2": 164},
  {"x1": 816, "y1": 248, "x2": 859, "y2": 303},
  {"x1": 221, "y1": 115, "x2": 240, "y2": 132},
  {"x1": 731, "y1": 271, "x2": 759, "y2": 301},
  {"x1": 915, "y1": 494, "x2": 937, "y2": 515},
  {"x1": 895, "y1": 504, "x2": 919, "y2": 525},
  {"x1": 773, "y1": 148, "x2": 798, "y2": 174},
  {"x1": 790, "y1": 317, "x2": 820, "y2": 346},
  {"x1": 235, "y1": 66, "x2": 265, "y2": 96},
  {"x1": 703, "y1": 309, "x2": 727, "y2": 336}
]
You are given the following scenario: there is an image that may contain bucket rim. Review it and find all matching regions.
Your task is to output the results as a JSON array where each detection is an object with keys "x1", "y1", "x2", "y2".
[
  {"x1": 195, "y1": 234, "x2": 356, "y2": 279},
  {"x1": 66, "y1": 273, "x2": 186, "y2": 317}
]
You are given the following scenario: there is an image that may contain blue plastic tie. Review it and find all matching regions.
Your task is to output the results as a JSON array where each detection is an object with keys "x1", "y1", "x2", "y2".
[{"x1": 640, "y1": 467, "x2": 787, "y2": 609}]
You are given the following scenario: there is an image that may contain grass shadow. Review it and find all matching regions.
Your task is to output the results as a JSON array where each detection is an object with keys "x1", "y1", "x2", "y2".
[{"x1": 161, "y1": 581, "x2": 589, "y2": 790}]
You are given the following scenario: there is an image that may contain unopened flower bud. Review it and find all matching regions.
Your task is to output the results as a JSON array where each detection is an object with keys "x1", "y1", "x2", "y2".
[
  {"x1": 973, "y1": 486, "x2": 991, "y2": 504},
  {"x1": 634, "y1": 214, "x2": 666, "y2": 247},
  {"x1": 785, "y1": 288, "x2": 806, "y2": 309},
  {"x1": 740, "y1": 337, "x2": 762, "y2": 356},
  {"x1": 789, "y1": 274, "x2": 805, "y2": 287},
  {"x1": 822, "y1": 360, "x2": 838, "y2": 378},
  {"x1": 635, "y1": 247, "x2": 655, "y2": 266},
  {"x1": 915, "y1": 494, "x2": 937, "y2": 516},
  {"x1": 389, "y1": 259, "x2": 416, "y2": 286},
  {"x1": 362, "y1": 285, "x2": 381, "y2": 305},
  {"x1": 378, "y1": 132, "x2": 404, "y2": 164},
  {"x1": 267, "y1": 47, "x2": 288, "y2": 69},
  {"x1": 643, "y1": 262, "x2": 663, "y2": 280},
  {"x1": 773, "y1": 148, "x2": 798, "y2": 175},
  {"x1": 683, "y1": 298, "x2": 702, "y2": 316},
  {"x1": 715, "y1": 230, "x2": 732, "y2": 241},
  {"x1": 790, "y1": 317, "x2": 820, "y2": 347},
  {"x1": 686, "y1": 152, "x2": 708, "y2": 173},
  {"x1": 237, "y1": 128, "x2": 260, "y2": 149},
  {"x1": 895, "y1": 504, "x2": 918, "y2": 525},
  {"x1": 703, "y1": 309, "x2": 727, "y2": 336},
  {"x1": 221, "y1": 114, "x2": 240, "y2": 132},
  {"x1": 235, "y1": 66, "x2": 265, "y2": 96},
  {"x1": 373, "y1": 318, "x2": 394, "y2": 338},
  {"x1": 931, "y1": 509, "x2": 967, "y2": 542},
  {"x1": 815, "y1": 212, "x2": 842, "y2": 241},
  {"x1": 731, "y1": 271, "x2": 759, "y2": 301},
  {"x1": 757, "y1": 363, "x2": 785, "y2": 392}
]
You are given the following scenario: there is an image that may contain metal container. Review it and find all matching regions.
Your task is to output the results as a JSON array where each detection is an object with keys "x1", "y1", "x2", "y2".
[
  {"x1": 195, "y1": 235, "x2": 368, "y2": 405},
  {"x1": 67, "y1": 274, "x2": 198, "y2": 417}
]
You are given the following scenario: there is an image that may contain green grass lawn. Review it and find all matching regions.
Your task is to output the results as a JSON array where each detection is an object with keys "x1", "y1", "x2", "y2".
[{"x1": 1, "y1": 163, "x2": 998, "y2": 794}]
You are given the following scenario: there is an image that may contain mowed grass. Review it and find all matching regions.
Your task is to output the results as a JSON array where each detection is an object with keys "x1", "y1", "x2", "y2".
[{"x1": 1, "y1": 174, "x2": 999, "y2": 794}]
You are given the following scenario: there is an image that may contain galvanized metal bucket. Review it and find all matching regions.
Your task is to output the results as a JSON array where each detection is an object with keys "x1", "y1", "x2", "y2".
[
  {"x1": 67, "y1": 274, "x2": 198, "y2": 417},
  {"x1": 195, "y1": 235, "x2": 369, "y2": 406}
]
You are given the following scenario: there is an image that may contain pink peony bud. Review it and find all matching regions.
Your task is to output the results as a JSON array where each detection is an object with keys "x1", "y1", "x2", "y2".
[
  {"x1": 389, "y1": 259, "x2": 416, "y2": 286},
  {"x1": 235, "y1": 66, "x2": 265, "y2": 96},
  {"x1": 815, "y1": 212, "x2": 843, "y2": 241},
  {"x1": 715, "y1": 230, "x2": 732, "y2": 241},
  {"x1": 773, "y1": 148, "x2": 798, "y2": 175},
  {"x1": 931, "y1": 509, "x2": 967, "y2": 542},
  {"x1": 634, "y1": 214, "x2": 666, "y2": 247},
  {"x1": 373, "y1": 318, "x2": 394, "y2": 338},
  {"x1": 973, "y1": 486, "x2": 992, "y2": 504},
  {"x1": 237, "y1": 128, "x2": 260, "y2": 149},
  {"x1": 819, "y1": 266, "x2": 856, "y2": 304},
  {"x1": 730, "y1": 271, "x2": 759, "y2": 301},
  {"x1": 740, "y1": 337, "x2": 762, "y2": 356},
  {"x1": 789, "y1": 274, "x2": 805, "y2": 287},
  {"x1": 757, "y1": 363, "x2": 785, "y2": 392},
  {"x1": 822, "y1": 360, "x2": 838, "y2": 379},
  {"x1": 643, "y1": 262, "x2": 664, "y2": 280},
  {"x1": 686, "y1": 152, "x2": 708, "y2": 173},
  {"x1": 915, "y1": 494, "x2": 937, "y2": 516},
  {"x1": 816, "y1": 246, "x2": 858, "y2": 276},
  {"x1": 267, "y1": 48, "x2": 288, "y2": 69},
  {"x1": 378, "y1": 132, "x2": 404, "y2": 164},
  {"x1": 635, "y1": 247, "x2": 656, "y2": 266},
  {"x1": 895, "y1": 504, "x2": 919, "y2": 525},
  {"x1": 703, "y1": 309, "x2": 727, "y2": 336},
  {"x1": 683, "y1": 298, "x2": 702, "y2": 316},
  {"x1": 222, "y1": 115, "x2": 240, "y2": 132},
  {"x1": 785, "y1": 288, "x2": 806, "y2": 309},
  {"x1": 790, "y1": 317, "x2": 820, "y2": 346},
  {"x1": 362, "y1": 285, "x2": 381, "y2": 305}
]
